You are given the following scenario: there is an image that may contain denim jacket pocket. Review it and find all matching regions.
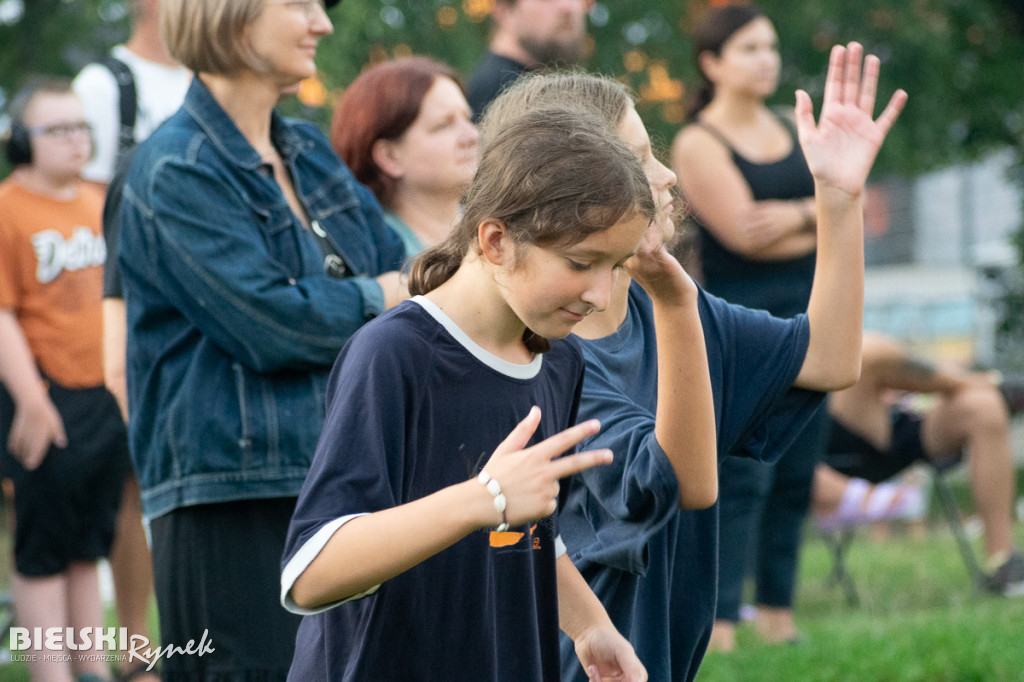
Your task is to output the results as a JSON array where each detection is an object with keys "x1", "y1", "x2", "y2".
[
  {"x1": 230, "y1": 360, "x2": 324, "y2": 473},
  {"x1": 232, "y1": 362, "x2": 254, "y2": 465},
  {"x1": 303, "y1": 172, "x2": 360, "y2": 221},
  {"x1": 261, "y1": 205, "x2": 314, "y2": 278}
]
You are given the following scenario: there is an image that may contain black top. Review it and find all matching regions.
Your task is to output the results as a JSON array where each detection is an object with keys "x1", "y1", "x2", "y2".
[
  {"x1": 283, "y1": 298, "x2": 584, "y2": 681},
  {"x1": 693, "y1": 116, "x2": 816, "y2": 317},
  {"x1": 465, "y1": 52, "x2": 530, "y2": 121}
]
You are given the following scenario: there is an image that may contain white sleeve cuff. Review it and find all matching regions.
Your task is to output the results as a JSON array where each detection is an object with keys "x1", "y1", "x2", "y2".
[
  {"x1": 554, "y1": 534, "x2": 567, "y2": 559},
  {"x1": 280, "y1": 513, "x2": 380, "y2": 615}
]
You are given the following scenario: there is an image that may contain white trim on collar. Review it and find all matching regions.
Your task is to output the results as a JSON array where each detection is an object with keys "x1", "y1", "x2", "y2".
[{"x1": 412, "y1": 296, "x2": 543, "y2": 380}]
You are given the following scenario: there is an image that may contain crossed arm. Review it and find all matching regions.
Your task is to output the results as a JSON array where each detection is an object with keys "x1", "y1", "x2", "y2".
[{"x1": 672, "y1": 127, "x2": 818, "y2": 262}]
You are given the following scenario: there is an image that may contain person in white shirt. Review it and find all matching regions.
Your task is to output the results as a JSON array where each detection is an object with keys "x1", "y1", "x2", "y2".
[
  {"x1": 74, "y1": 0, "x2": 190, "y2": 187},
  {"x1": 71, "y1": 2, "x2": 188, "y2": 680}
]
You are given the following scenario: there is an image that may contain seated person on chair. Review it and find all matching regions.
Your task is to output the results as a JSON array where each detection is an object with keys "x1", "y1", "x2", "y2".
[{"x1": 821, "y1": 331, "x2": 1024, "y2": 596}]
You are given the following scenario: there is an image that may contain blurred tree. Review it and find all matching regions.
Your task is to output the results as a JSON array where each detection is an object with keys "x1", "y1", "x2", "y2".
[
  {"x1": 2, "y1": 0, "x2": 1021, "y2": 175},
  {"x1": 312, "y1": 0, "x2": 1024, "y2": 177},
  {"x1": 0, "y1": 0, "x2": 131, "y2": 176},
  {"x1": 0, "y1": 0, "x2": 130, "y2": 93}
]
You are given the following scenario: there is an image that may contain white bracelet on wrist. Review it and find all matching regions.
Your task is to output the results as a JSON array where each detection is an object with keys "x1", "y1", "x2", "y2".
[{"x1": 477, "y1": 470, "x2": 509, "y2": 532}]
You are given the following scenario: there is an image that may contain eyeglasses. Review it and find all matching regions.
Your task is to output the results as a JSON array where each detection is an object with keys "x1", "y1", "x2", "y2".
[
  {"x1": 28, "y1": 121, "x2": 93, "y2": 140},
  {"x1": 269, "y1": 0, "x2": 330, "y2": 18}
]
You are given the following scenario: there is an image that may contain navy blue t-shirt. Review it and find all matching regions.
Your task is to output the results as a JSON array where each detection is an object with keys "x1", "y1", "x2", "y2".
[
  {"x1": 282, "y1": 297, "x2": 584, "y2": 681},
  {"x1": 559, "y1": 281, "x2": 824, "y2": 682},
  {"x1": 695, "y1": 116, "x2": 817, "y2": 317},
  {"x1": 465, "y1": 51, "x2": 530, "y2": 121}
]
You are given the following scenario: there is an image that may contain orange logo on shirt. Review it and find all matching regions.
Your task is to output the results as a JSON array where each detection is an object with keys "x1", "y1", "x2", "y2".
[
  {"x1": 32, "y1": 227, "x2": 106, "y2": 283},
  {"x1": 489, "y1": 524, "x2": 540, "y2": 550}
]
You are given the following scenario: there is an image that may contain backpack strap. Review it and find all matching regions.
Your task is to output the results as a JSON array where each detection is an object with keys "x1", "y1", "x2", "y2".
[{"x1": 99, "y1": 56, "x2": 138, "y2": 168}]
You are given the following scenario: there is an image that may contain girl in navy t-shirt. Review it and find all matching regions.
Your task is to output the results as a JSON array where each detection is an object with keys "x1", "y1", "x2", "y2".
[
  {"x1": 478, "y1": 43, "x2": 907, "y2": 681},
  {"x1": 281, "y1": 108, "x2": 656, "y2": 681}
]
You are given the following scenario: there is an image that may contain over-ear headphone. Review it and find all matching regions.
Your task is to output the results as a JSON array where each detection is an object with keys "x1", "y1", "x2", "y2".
[
  {"x1": 4, "y1": 119, "x2": 32, "y2": 166},
  {"x1": 3, "y1": 80, "x2": 46, "y2": 167},
  {"x1": 2, "y1": 77, "x2": 83, "y2": 167}
]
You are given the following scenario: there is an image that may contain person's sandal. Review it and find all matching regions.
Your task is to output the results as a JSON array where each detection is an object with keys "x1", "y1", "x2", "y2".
[{"x1": 816, "y1": 478, "x2": 924, "y2": 532}]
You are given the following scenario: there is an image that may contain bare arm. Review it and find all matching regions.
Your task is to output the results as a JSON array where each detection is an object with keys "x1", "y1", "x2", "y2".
[
  {"x1": 102, "y1": 298, "x2": 129, "y2": 419},
  {"x1": 289, "y1": 410, "x2": 612, "y2": 609},
  {"x1": 557, "y1": 554, "x2": 647, "y2": 682},
  {"x1": 375, "y1": 270, "x2": 410, "y2": 310},
  {"x1": 290, "y1": 472, "x2": 499, "y2": 609},
  {"x1": 791, "y1": 43, "x2": 907, "y2": 391},
  {"x1": 672, "y1": 127, "x2": 817, "y2": 261},
  {"x1": 627, "y1": 227, "x2": 717, "y2": 509},
  {"x1": 0, "y1": 311, "x2": 67, "y2": 469},
  {"x1": 859, "y1": 333, "x2": 990, "y2": 395}
]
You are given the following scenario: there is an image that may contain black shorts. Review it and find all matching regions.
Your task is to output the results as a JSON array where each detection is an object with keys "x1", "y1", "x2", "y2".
[
  {"x1": 150, "y1": 497, "x2": 301, "y2": 680},
  {"x1": 0, "y1": 381, "x2": 131, "y2": 577},
  {"x1": 824, "y1": 409, "x2": 958, "y2": 484}
]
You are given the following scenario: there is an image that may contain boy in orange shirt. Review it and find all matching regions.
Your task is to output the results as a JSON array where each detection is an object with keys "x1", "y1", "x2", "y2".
[{"x1": 0, "y1": 78, "x2": 130, "y2": 682}]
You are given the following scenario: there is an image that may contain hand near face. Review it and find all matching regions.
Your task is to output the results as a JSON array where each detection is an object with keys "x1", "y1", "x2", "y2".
[
  {"x1": 794, "y1": 42, "x2": 907, "y2": 199},
  {"x1": 625, "y1": 219, "x2": 696, "y2": 308}
]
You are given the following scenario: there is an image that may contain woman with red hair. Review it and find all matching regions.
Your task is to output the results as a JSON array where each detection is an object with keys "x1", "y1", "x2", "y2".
[{"x1": 333, "y1": 57, "x2": 479, "y2": 258}]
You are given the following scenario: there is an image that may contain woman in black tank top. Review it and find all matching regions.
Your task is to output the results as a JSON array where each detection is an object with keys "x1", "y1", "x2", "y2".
[{"x1": 670, "y1": 4, "x2": 830, "y2": 652}]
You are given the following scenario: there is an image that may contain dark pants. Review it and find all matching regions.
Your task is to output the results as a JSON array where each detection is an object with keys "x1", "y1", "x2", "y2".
[
  {"x1": 0, "y1": 382, "x2": 130, "y2": 576},
  {"x1": 716, "y1": 408, "x2": 830, "y2": 621},
  {"x1": 150, "y1": 497, "x2": 301, "y2": 681}
]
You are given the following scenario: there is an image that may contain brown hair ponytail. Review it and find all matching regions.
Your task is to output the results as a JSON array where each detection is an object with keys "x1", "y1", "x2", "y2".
[{"x1": 408, "y1": 240, "x2": 467, "y2": 297}]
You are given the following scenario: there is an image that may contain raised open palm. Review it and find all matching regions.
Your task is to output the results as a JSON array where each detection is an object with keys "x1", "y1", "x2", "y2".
[{"x1": 795, "y1": 42, "x2": 908, "y2": 199}]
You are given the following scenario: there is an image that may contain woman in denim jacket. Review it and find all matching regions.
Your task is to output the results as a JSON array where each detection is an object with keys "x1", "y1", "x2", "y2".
[{"x1": 116, "y1": 0, "x2": 406, "y2": 677}]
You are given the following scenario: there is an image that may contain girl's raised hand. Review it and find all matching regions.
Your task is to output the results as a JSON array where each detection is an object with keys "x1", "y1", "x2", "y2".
[
  {"x1": 478, "y1": 406, "x2": 613, "y2": 527},
  {"x1": 626, "y1": 219, "x2": 697, "y2": 307},
  {"x1": 794, "y1": 42, "x2": 907, "y2": 199}
]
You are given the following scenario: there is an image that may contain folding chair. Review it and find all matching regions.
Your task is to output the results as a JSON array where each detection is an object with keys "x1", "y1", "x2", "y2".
[
  {"x1": 929, "y1": 460, "x2": 986, "y2": 589},
  {"x1": 821, "y1": 527, "x2": 861, "y2": 606},
  {"x1": 820, "y1": 458, "x2": 985, "y2": 605}
]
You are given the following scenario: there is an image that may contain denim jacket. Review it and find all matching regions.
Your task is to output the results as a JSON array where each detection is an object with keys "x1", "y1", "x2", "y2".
[{"x1": 119, "y1": 78, "x2": 406, "y2": 519}]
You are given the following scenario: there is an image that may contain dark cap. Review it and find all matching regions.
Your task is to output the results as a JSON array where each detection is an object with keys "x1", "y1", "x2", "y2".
[{"x1": 325, "y1": 0, "x2": 342, "y2": 7}]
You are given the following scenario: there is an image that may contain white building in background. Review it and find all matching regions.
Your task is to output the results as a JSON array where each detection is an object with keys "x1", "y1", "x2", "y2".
[
  {"x1": 863, "y1": 148, "x2": 1023, "y2": 365},
  {"x1": 913, "y1": 149, "x2": 1021, "y2": 268}
]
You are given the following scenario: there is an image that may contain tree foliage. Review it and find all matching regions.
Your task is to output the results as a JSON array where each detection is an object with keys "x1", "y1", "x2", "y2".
[
  {"x1": 311, "y1": 0, "x2": 1024, "y2": 177},
  {"x1": 2, "y1": 0, "x2": 1022, "y2": 175}
]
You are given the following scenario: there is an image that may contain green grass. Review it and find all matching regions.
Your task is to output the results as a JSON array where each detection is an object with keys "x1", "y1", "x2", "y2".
[{"x1": 696, "y1": 522, "x2": 1024, "y2": 682}]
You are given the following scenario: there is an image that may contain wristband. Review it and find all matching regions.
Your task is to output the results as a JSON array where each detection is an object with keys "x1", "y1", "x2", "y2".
[{"x1": 477, "y1": 470, "x2": 509, "y2": 532}]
